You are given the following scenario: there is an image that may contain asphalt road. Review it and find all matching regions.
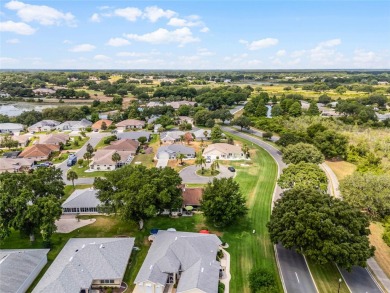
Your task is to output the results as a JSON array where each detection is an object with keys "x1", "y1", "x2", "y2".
[
  {"x1": 340, "y1": 267, "x2": 383, "y2": 293},
  {"x1": 179, "y1": 164, "x2": 234, "y2": 184},
  {"x1": 221, "y1": 126, "x2": 317, "y2": 293},
  {"x1": 56, "y1": 132, "x2": 110, "y2": 185}
]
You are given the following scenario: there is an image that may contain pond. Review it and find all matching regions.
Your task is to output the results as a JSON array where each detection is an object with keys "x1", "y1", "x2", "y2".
[{"x1": 0, "y1": 103, "x2": 57, "y2": 117}]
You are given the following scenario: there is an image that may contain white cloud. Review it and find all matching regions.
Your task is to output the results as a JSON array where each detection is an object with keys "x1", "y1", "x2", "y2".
[
  {"x1": 288, "y1": 58, "x2": 301, "y2": 66},
  {"x1": 90, "y1": 13, "x2": 101, "y2": 23},
  {"x1": 240, "y1": 38, "x2": 279, "y2": 50},
  {"x1": 106, "y1": 37, "x2": 131, "y2": 47},
  {"x1": 0, "y1": 57, "x2": 19, "y2": 66},
  {"x1": 117, "y1": 51, "x2": 160, "y2": 57},
  {"x1": 200, "y1": 27, "x2": 209, "y2": 33},
  {"x1": 309, "y1": 38, "x2": 343, "y2": 66},
  {"x1": 125, "y1": 27, "x2": 199, "y2": 46},
  {"x1": 69, "y1": 44, "x2": 96, "y2": 52},
  {"x1": 317, "y1": 38, "x2": 341, "y2": 48},
  {"x1": 63, "y1": 40, "x2": 72, "y2": 44},
  {"x1": 143, "y1": 6, "x2": 176, "y2": 22},
  {"x1": 167, "y1": 17, "x2": 202, "y2": 27},
  {"x1": 94, "y1": 54, "x2": 111, "y2": 61},
  {"x1": 197, "y1": 48, "x2": 215, "y2": 56},
  {"x1": 290, "y1": 50, "x2": 306, "y2": 58},
  {"x1": 353, "y1": 49, "x2": 381, "y2": 66},
  {"x1": 114, "y1": 7, "x2": 142, "y2": 22},
  {"x1": 276, "y1": 49, "x2": 286, "y2": 57},
  {"x1": 0, "y1": 20, "x2": 35, "y2": 35},
  {"x1": 5, "y1": 0, "x2": 75, "y2": 26},
  {"x1": 6, "y1": 38, "x2": 20, "y2": 44}
]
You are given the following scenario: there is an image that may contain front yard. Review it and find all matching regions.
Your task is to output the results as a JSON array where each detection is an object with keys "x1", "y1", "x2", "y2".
[{"x1": 69, "y1": 164, "x2": 107, "y2": 178}]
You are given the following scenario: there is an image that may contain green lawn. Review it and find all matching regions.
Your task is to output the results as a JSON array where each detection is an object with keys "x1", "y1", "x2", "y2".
[
  {"x1": 94, "y1": 136, "x2": 110, "y2": 149},
  {"x1": 51, "y1": 152, "x2": 69, "y2": 164},
  {"x1": 131, "y1": 153, "x2": 156, "y2": 168},
  {"x1": 63, "y1": 184, "x2": 93, "y2": 199},
  {"x1": 307, "y1": 259, "x2": 350, "y2": 293},
  {"x1": 69, "y1": 164, "x2": 107, "y2": 178},
  {"x1": 63, "y1": 136, "x2": 89, "y2": 150}
]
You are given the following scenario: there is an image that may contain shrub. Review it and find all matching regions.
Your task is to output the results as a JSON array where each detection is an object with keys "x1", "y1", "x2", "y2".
[
  {"x1": 218, "y1": 282, "x2": 225, "y2": 293},
  {"x1": 262, "y1": 132, "x2": 273, "y2": 139},
  {"x1": 248, "y1": 267, "x2": 277, "y2": 293},
  {"x1": 383, "y1": 217, "x2": 390, "y2": 247}
]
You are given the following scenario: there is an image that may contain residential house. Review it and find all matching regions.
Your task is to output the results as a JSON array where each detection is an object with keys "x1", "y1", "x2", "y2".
[
  {"x1": 203, "y1": 143, "x2": 244, "y2": 160},
  {"x1": 0, "y1": 249, "x2": 49, "y2": 293},
  {"x1": 0, "y1": 123, "x2": 24, "y2": 135},
  {"x1": 0, "y1": 158, "x2": 34, "y2": 173},
  {"x1": 376, "y1": 113, "x2": 390, "y2": 121},
  {"x1": 156, "y1": 145, "x2": 195, "y2": 160},
  {"x1": 32, "y1": 238, "x2": 135, "y2": 293},
  {"x1": 134, "y1": 230, "x2": 222, "y2": 293},
  {"x1": 91, "y1": 119, "x2": 113, "y2": 131},
  {"x1": 56, "y1": 119, "x2": 92, "y2": 131},
  {"x1": 32, "y1": 88, "x2": 56, "y2": 96},
  {"x1": 116, "y1": 119, "x2": 145, "y2": 131},
  {"x1": 192, "y1": 129, "x2": 210, "y2": 141},
  {"x1": 38, "y1": 133, "x2": 69, "y2": 145},
  {"x1": 182, "y1": 187, "x2": 203, "y2": 210},
  {"x1": 2, "y1": 151, "x2": 21, "y2": 158},
  {"x1": 146, "y1": 101, "x2": 164, "y2": 108},
  {"x1": 117, "y1": 131, "x2": 152, "y2": 141},
  {"x1": 90, "y1": 139, "x2": 139, "y2": 171},
  {"x1": 12, "y1": 134, "x2": 31, "y2": 147},
  {"x1": 154, "y1": 124, "x2": 162, "y2": 133},
  {"x1": 27, "y1": 120, "x2": 60, "y2": 132},
  {"x1": 62, "y1": 188, "x2": 101, "y2": 214},
  {"x1": 167, "y1": 101, "x2": 196, "y2": 110},
  {"x1": 147, "y1": 115, "x2": 160, "y2": 124},
  {"x1": 177, "y1": 116, "x2": 194, "y2": 126},
  {"x1": 18, "y1": 144, "x2": 59, "y2": 161},
  {"x1": 160, "y1": 131, "x2": 185, "y2": 143}
]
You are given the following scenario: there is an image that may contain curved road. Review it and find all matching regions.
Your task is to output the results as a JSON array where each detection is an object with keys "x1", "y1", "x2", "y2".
[
  {"x1": 223, "y1": 126, "x2": 387, "y2": 293},
  {"x1": 222, "y1": 126, "x2": 318, "y2": 293},
  {"x1": 179, "y1": 164, "x2": 234, "y2": 184}
]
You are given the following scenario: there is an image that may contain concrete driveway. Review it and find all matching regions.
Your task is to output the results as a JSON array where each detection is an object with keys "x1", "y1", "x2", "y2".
[
  {"x1": 179, "y1": 164, "x2": 234, "y2": 184},
  {"x1": 156, "y1": 159, "x2": 168, "y2": 168}
]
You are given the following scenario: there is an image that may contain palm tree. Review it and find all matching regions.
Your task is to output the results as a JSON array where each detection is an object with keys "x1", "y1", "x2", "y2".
[
  {"x1": 210, "y1": 160, "x2": 220, "y2": 175},
  {"x1": 195, "y1": 152, "x2": 206, "y2": 174},
  {"x1": 242, "y1": 144, "x2": 249, "y2": 158},
  {"x1": 86, "y1": 143, "x2": 94, "y2": 154},
  {"x1": 177, "y1": 153, "x2": 186, "y2": 165},
  {"x1": 203, "y1": 130, "x2": 209, "y2": 140},
  {"x1": 83, "y1": 152, "x2": 92, "y2": 165},
  {"x1": 67, "y1": 170, "x2": 78, "y2": 187},
  {"x1": 112, "y1": 152, "x2": 121, "y2": 168}
]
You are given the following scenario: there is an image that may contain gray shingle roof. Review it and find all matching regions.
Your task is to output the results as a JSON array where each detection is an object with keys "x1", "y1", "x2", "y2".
[
  {"x1": 0, "y1": 249, "x2": 49, "y2": 293},
  {"x1": 160, "y1": 131, "x2": 185, "y2": 141},
  {"x1": 33, "y1": 238, "x2": 134, "y2": 293},
  {"x1": 157, "y1": 145, "x2": 195, "y2": 156},
  {"x1": 134, "y1": 231, "x2": 222, "y2": 293},
  {"x1": 62, "y1": 188, "x2": 101, "y2": 209},
  {"x1": 117, "y1": 131, "x2": 152, "y2": 141}
]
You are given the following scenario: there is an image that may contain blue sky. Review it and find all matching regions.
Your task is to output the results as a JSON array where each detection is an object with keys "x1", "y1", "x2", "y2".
[{"x1": 1, "y1": 0, "x2": 389, "y2": 69}]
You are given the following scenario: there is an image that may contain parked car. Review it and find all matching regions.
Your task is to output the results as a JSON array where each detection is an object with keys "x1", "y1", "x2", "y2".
[
  {"x1": 67, "y1": 154, "x2": 77, "y2": 167},
  {"x1": 228, "y1": 166, "x2": 236, "y2": 172},
  {"x1": 206, "y1": 158, "x2": 211, "y2": 163}
]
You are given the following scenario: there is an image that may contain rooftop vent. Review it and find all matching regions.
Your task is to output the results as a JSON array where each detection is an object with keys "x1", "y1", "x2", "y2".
[{"x1": 201, "y1": 268, "x2": 204, "y2": 273}]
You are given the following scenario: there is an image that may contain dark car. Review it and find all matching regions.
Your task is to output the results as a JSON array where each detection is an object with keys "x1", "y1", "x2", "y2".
[{"x1": 228, "y1": 166, "x2": 236, "y2": 172}]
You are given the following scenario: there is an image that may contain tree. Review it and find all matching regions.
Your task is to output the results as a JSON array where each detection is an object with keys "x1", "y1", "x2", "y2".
[
  {"x1": 111, "y1": 152, "x2": 121, "y2": 167},
  {"x1": 278, "y1": 162, "x2": 328, "y2": 192},
  {"x1": 210, "y1": 160, "x2": 220, "y2": 175},
  {"x1": 249, "y1": 267, "x2": 277, "y2": 293},
  {"x1": 177, "y1": 153, "x2": 186, "y2": 165},
  {"x1": 0, "y1": 168, "x2": 64, "y2": 243},
  {"x1": 306, "y1": 123, "x2": 327, "y2": 138},
  {"x1": 307, "y1": 101, "x2": 320, "y2": 116},
  {"x1": 66, "y1": 170, "x2": 78, "y2": 187},
  {"x1": 93, "y1": 165, "x2": 182, "y2": 225},
  {"x1": 195, "y1": 152, "x2": 207, "y2": 174},
  {"x1": 318, "y1": 94, "x2": 332, "y2": 104},
  {"x1": 267, "y1": 188, "x2": 375, "y2": 270},
  {"x1": 282, "y1": 143, "x2": 324, "y2": 164},
  {"x1": 201, "y1": 178, "x2": 247, "y2": 227},
  {"x1": 101, "y1": 121, "x2": 107, "y2": 131},
  {"x1": 210, "y1": 125, "x2": 223, "y2": 140},
  {"x1": 0, "y1": 134, "x2": 18, "y2": 149},
  {"x1": 271, "y1": 104, "x2": 283, "y2": 117},
  {"x1": 313, "y1": 130, "x2": 348, "y2": 159},
  {"x1": 276, "y1": 132, "x2": 308, "y2": 147},
  {"x1": 232, "y1": 116, "x2": 252, "y2": 130},
  {"x1": 242, "y1": 144, "x2": 249, "y2": 158},
  {"x1": 138, "y1": 136, "x2": 147, "y2": 145},
  {"x1": 335, "y1": 86, "x2": 347, "y2": 95},
  {"x1": 83, "y1": 152, "x2": 92, "y2": 164},
  {"x1": 86, "y1": 143, "x2": 94, "y2": 154},
  {"x1": 288, "y1": 101, "x2": 302, "y2": 117},
  {"x1": 340, "y1": 173, "x2": 390, "y2": 219}
]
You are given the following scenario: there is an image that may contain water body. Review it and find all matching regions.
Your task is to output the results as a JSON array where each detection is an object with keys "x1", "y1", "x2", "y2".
[
  {"x1": 266, "y1": 105, "x2": 272, "y2": 118},
  {"x1": 0, "y1": 103, "x2": 57, "y2": 117}
]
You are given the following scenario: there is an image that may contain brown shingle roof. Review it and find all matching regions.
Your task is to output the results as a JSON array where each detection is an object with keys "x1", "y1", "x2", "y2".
[
  {"x1": 105, "y1": 139, "x2": 139, "y2": 152},
  {"x1": 116, "y1": 119, "x2": 145, "y2": 127},
  {"x1": 182, "y1": 188, "x2": 203, "y2": 206},
  {"x1": 91, "y1": 119, "x2": 113, "y2": 130},
  {"x1": 39, "y1": 133, "x2": 69, "y2": 145},
  {"x1": 18, "y1": 144, "x2": 59, "y2": 158}
]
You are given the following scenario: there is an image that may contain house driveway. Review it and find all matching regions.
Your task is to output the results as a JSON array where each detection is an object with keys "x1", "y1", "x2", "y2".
[
  {"x1": 156, "y1": 159, "x2": 169, "y2": 168},
  {"x1": 179, "y1": 164, "x2": 234, "y2": 184},
  {"x1": 55, "y1": 214, "x2": 96, "y2": 233}
]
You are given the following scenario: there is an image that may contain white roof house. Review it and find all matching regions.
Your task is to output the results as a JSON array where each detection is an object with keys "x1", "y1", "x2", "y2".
[
  {"x1": 28, "y1": 120, "x2": 60, "y2": 132},
  {"x1": 160, "y1": 131, "x2": 185, "y2": 143},
  {"x1": 156, "y1": 145, "x2": 195, "y2": 160},
  {"x1": 203, "y1": 143, "x2": 244, "y2": 160},
  {"x1": 192, "y1": 129, "x2": 211, "y2": 140},
  {"x1": 0, "y1": 158, "x2": 34, "y2": 173},
  {"x1": 62, "y1": 188, "x2": 101, "y2": 214},
  {"x1": 56, "y1": 119, "x2": 92, "y2": 131},
  {"x1": 32, "y1": 238, "x2": 135, "y2": 293},
  {"x1": 0, "y1": 123, "x2": 24, "y2": 134},
  {"x1": 134, "y1": 230, "x2": 222, "y2": 293},
  {"x1": 0, "y1": 249, "x2": 49, "y2": 293}
]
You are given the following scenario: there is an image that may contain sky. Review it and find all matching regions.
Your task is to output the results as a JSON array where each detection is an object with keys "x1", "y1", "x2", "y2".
[{"x1": 0, "y1": 0, "x2": 389, "y2": 70}]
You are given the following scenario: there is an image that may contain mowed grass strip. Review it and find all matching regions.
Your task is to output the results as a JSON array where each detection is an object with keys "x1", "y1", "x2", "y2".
[
  {"x1": 306, "y1": 259, "x2": 350, "y2": 293},
  {"x1": 221, "y1": 133, "x2": 281, "y2": 293}
]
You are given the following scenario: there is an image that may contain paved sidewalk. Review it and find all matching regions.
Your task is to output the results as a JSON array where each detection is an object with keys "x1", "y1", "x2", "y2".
[
  {"x1": 367, "y1": 258, "x2": 390, "y2": 293},
  {"x1": 220, "y1": 248, "x2": 231, "y2": 293}
]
